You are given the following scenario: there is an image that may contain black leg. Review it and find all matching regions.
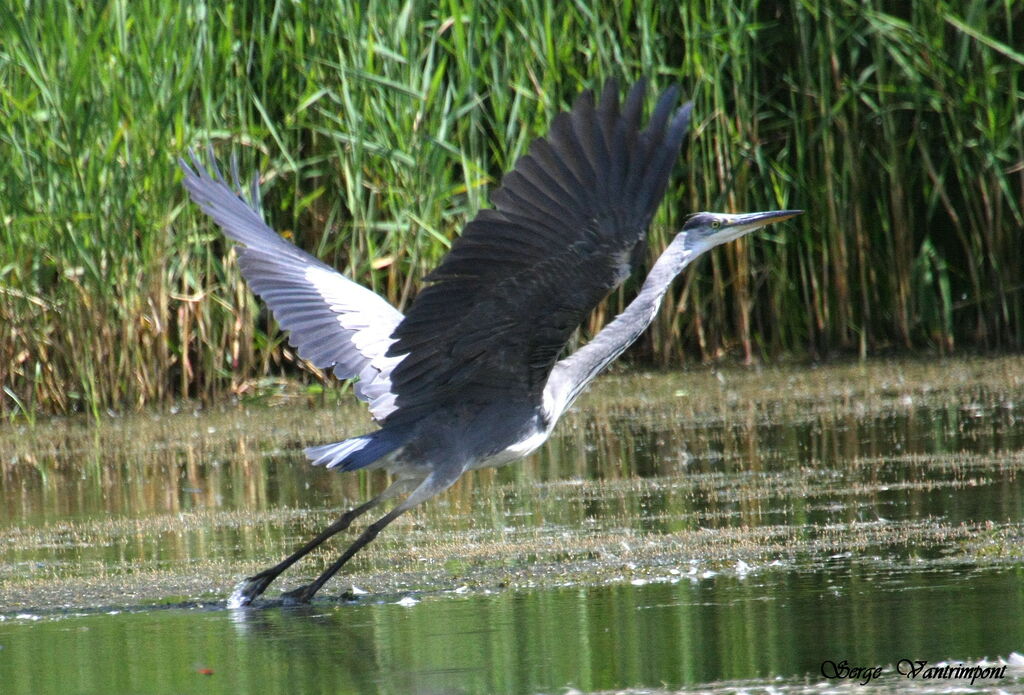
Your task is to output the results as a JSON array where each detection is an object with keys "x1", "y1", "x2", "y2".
[
  {"x1": 228, "y1": 479, "x2": 414, "y2": 607},
  {"x1": 280, "y1": 470, "x2": 460, "y2": 604},
  {"x1": 280, "y1": 506, "x2": 407, "y2": 604}
]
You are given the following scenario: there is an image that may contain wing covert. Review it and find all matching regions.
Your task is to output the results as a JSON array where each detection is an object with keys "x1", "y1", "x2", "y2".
[{"x1": 384, "y1": 79, "x2": 693, "y2": 426}]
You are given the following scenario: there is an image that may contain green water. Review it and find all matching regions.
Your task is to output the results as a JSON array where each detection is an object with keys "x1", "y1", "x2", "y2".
[
  {"x1": 2, "y1": 359, "x2": 1024, "y2": 694},
  {"x1": 1, "y1": 568, "x2": 1021, "y2": 694}
]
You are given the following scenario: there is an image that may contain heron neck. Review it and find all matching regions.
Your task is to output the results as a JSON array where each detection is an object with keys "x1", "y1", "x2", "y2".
[
  {"x1": 544, "y1": 241, "x2": 694, "y2": 419},
  {"x1": 640, "y1": 239, "x2": 695, "y2": 297}
]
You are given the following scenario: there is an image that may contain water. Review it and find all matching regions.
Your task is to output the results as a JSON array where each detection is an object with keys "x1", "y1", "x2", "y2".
[
  {"x1": 2, "y1": 358, "x2": 1024, "y2": 694},
  {"x1": 0, "y1": 568, "x2": 1020, "y2": 694}
]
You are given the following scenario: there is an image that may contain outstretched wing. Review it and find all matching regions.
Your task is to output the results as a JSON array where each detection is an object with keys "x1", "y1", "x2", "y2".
[
  {"x1": 384, "y1": 79, "x2": 692, "y2": 426},
  {"x1": 179, "y1": 153, "x2": 403, "y2": 421}
]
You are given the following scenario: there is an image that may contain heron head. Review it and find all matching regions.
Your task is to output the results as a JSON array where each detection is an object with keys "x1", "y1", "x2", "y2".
[{"x1": 679, "y1": 210, "x2": 802, "y2": 255}]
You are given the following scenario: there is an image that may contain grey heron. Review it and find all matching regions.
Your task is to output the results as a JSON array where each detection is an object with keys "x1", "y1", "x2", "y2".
[{"x1": 179, "y1": 79, "x2": 801, "y2": 606}]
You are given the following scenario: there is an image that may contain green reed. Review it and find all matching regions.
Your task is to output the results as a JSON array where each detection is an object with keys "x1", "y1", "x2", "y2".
[{"x1": 1, "y1": 0, "x2": 1021, "y2": 417}]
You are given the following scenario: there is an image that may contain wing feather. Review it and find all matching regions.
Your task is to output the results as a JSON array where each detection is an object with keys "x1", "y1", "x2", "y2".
[
  {"x1": 384, "y1": 79, "x2": 693, "y2": 426},
  {"x1": 179, "y1": 153, "x2": 403, "y2": 421}
]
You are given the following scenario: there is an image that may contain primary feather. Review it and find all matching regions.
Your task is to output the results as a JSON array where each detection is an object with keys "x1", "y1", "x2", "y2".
[{"x1": 384, "y1": 78, "x2": 692, "y2": 427}]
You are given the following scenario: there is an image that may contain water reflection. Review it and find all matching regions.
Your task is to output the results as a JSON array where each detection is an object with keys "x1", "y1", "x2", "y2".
[{"x1": 5, "y1": 373, "x2": 1024, "y2": 528}]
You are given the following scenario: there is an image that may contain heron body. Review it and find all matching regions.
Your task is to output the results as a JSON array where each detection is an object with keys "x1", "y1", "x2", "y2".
[{"x1": 180, "y1": 79, "x2": 801, "y2": 606}]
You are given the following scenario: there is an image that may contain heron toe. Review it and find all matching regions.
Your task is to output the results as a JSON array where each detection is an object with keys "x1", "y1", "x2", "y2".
[
  {"x1": 280, "y1": 583, "x2": 316, "y2": 605},
  {"x1": 226, "y1": 573, "x2": 275, "y2": 608}
]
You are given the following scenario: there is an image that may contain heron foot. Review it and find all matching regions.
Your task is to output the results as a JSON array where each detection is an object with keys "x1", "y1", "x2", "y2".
[
  {"x1": 279, "y1": 583, "x2": 316, "y2": 605},
  {"x1": 227, "y1": 571, "x2": 277, "y2": 608}
]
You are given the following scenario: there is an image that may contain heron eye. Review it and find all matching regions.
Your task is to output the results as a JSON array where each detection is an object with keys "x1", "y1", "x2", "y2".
[{"x1": 711, "y1": 219, "x2": 722, "y2": 229}]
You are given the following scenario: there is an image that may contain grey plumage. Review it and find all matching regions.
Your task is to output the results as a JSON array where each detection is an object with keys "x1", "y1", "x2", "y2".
[
  {"x1": 179, "y1": 79, "x2": 801, "y2": 606},
  {"x1": 384, "y1": 82, "x2": 691, "y2": 428}
]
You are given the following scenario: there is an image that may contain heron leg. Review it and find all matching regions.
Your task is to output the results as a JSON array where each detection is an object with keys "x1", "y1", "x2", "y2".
[
  {"x1": 280, "y1": 470, "x2": 459, "y2": 604},
  {"x1": 229, "y1": 478, "x2": 417, "y2": 607}
]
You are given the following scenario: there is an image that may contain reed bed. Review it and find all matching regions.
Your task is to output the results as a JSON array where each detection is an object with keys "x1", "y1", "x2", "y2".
[{"x1": 2, "y1": 0, "x2": 1022, "y2": 417}]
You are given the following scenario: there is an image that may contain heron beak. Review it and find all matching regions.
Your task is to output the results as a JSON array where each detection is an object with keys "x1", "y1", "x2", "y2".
[
  {"x1": 680, "y1": 209, "x2": 804, "y2": 254},
  {"x1": 725, "y1": 209, "x2": 803, "y2": 234},
  {"x1": 701, "y1": 209, "x2": 803, "y2": 246}
]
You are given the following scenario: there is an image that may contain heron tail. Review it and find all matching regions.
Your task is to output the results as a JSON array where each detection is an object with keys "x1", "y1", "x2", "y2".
[{"x1": 305, "y1": 427, "x2": 410, "y2": 472}]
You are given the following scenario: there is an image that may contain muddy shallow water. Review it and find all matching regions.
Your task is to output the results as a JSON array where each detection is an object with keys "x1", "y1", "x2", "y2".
[{"x1": 2, "y1": 358, "x2": 1024, "y2": 694}]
